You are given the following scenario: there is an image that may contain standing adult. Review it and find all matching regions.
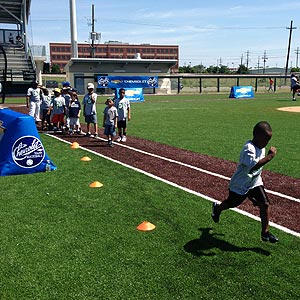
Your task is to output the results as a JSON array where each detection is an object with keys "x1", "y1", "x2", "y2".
[
  {"x1": 26, "y1": 81, "x2": 42, "y2": 123},
  {"x1": 82, "y1": 83, "x2": 98, "y2": 137}
]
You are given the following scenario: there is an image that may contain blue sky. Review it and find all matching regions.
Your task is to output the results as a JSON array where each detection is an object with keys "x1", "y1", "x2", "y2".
[{"x1": 28, "y1": 0, "x2": 300, "y2": 68}]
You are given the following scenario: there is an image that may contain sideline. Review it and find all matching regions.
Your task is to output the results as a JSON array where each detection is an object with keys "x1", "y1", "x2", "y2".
[
  {"x1": 47, "y1": 134, "x2": 300, "y2": 238},
  {"x1": 109, "y1": 137, "x2": 300, "y2": 204}
]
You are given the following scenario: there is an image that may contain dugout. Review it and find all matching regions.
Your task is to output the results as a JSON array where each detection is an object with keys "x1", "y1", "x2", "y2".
[{"x1": 64, "y1": 57, "x2": 177, "y2": 95}]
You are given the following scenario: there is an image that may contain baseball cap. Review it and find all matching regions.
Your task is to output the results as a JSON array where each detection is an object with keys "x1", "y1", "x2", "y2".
[
  {"x1": 62, "y1": 81, "x2": 71, "y2": 87},
  {"x1": 87, "y1": 83, "x2": 94, "y2": 89},
  {"x1": 53, "y1": 88, "x2": 61, "y2": 93}
]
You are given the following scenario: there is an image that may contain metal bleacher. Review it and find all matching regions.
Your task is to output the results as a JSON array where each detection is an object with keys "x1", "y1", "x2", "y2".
[{"x1": 0, "y1": 0, "x2": 36, "y2": 99}]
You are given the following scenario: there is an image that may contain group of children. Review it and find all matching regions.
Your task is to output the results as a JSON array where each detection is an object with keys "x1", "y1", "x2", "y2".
[
  {"x1": 26, "y1": 80, "x2": 82, "y2": 134},
  {"x1": 26, "y1": 81, "x2": 131, "y2": 144}
]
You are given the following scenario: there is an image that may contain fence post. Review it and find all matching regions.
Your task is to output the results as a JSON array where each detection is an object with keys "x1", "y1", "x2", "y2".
[{"x1": 199, "y1": 78, "x2": 202, "y2": 93}]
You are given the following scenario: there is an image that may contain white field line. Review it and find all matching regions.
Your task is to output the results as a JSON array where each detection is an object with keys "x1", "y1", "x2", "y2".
[
  {"x1": 109, "y1": 138, "x2": 300, "y2": 204},
  {"x1": 47, "y1": 134, "x2": 300, "y2": 238}
]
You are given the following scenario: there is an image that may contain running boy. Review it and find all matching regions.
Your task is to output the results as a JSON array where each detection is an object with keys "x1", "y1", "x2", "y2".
[
  {"x1": 103, "y1": 98, "x2": 118, "y2": 147},
  {"x1": 114, "y1": 88, "x2": 131, "y2": 142},
  {"x1": 211, "y1": 121, "x2": 278, "y2": 243}
]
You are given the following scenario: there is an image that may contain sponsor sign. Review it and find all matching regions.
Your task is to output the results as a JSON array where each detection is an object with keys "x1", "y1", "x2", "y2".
[
  {"x1": 0, "y1": 109, "x2": 56, "y2": 176},
  {"x1": 97, "y1": 76, "x2": 158, "y2": 89},
  {"x1": 229, "y1": 86, "x2": 254, "y2": 99},
  {"x1": 115, "y1": 88, "x2": 144, "y2": 102}
]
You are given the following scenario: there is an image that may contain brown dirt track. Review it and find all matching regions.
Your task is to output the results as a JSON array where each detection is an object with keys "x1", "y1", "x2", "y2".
[{"x1": 8, "y1": 105, "x2": 300, "y2": 234}]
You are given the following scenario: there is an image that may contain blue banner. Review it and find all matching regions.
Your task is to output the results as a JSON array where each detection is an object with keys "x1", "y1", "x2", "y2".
[
  {"x1": 229, "y1": 86, "x2": 254, "y2": 99},
  {"x1": 97, "y1": 76, "x2": 158, "y2": 88},
  {"x1": 0, "y1": 109, "x2": 56, "y2": 176},
  {"x1": 115, "y1": 88, "x2": 144, "y2": 102}
]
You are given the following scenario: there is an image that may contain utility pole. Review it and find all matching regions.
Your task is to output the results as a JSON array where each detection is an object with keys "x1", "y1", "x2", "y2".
[
  {"x1": 262, "y1": 50, "x2": 268, "y2": 74},
  {"x1": 90, "y1": 4, "x2": 95, "y2": 58},
  {"x1": 285, "y1": 20, "x2": 297, "y2": 83},
  {"x1": 245, "y1": 50, "x2": 250, "y2": 69},
  {"x1": 257, "y1": 56, "x2": 260, "y2": 74},
  {"x1": 240, "y1": 53, "x2": 244, "y2": 66},
  {"x1": 295, "y1": 47, "x2": 300, "y2": 68}
]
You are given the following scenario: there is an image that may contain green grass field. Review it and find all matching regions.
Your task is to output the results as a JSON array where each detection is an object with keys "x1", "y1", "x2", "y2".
[{"x1": 1, "y1": 92, "x2": 299, "y2": 299}]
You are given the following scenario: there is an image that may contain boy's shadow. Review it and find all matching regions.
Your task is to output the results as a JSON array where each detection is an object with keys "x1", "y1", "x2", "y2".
[{"x1": 183, "y1": 228, "x2": 270, "y2": 257}]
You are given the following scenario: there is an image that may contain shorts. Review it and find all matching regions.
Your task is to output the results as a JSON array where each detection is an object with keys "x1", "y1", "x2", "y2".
[
  {"x1": 104, "y1": 124, "x2": 116, "y2": 136},
  {"x1": 85, "y1": 114, "x2": 97, "y2": 124},
  {"x1": 41, "y1": 109, "x2": 50, "y2": 123},
  {"x1": 69, "y1": 117, "x2": 80, "y2": 126},
  {"x1": 52, "y1": 113, "x2": 65, "y2": 123},
  {"x1": 117, "y1": 119, "x2": 127, "y2": 129},
  {"x1": 292, "y1": 85, "x2": 300, "y2": 92},
  {"x1": 225, "y1": 186, "x2": 270, "y2": 208}
]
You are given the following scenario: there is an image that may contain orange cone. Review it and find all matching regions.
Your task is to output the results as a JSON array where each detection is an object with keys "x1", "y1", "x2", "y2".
[
  {"x1": 89, "y1": 181, "x2": 103, "y2": 188},
  {"x1": 81, "y1": 156, "x2": 91, "y2": 161},
  {"x1": 137, "y1": 221, "x2": 156, "y2": 231},
  {"x1": 70, "y1": 142, "x2": 79, "y2": 149}
]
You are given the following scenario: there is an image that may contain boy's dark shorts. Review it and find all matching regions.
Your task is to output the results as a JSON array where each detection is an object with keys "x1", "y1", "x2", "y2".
[
  {"x1": 292, "y1": 84, "x2": 300, "y2": 92},
  {"x1": 117, "y1": 120, "x2": 127, "y2": 129},
  {"x1": 226, "y1": 186, "x2": 270, "y2": 208},
  {"x1": 104, "y1": 124, "x2": 116, "y2": 136},
  {"x1": 85, "y1": 114, "x2": 97, "y2": 124}
]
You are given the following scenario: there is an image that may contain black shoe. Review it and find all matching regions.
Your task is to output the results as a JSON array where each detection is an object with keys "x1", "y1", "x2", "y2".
[
  {"x1": 261, "y1": 231, "x2": 279, "y2": 243},
  {"x1": 211, "y1": 202, "x2": 220, "y2": 223},
  {"x1": 85, "y1": 132, "x2": 91, "y2": 137}
]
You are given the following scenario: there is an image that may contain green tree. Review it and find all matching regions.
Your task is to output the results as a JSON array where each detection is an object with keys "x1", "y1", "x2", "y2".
[
  {"x1": 291, "y1": 67, "x2": 300, "y2": 73},
  {"x1": 236, "y1": 64, "x2": 249, "y2": 74},
  {"x1": 193, "y1": 64, "x2": 206, "y2": 73},
  {"x1": 51, "y1": 64, "x2": 61, "y2": 74}
]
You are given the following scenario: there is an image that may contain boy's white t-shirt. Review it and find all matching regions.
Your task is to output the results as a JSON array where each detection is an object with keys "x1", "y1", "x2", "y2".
[
  {"x1": 115, "y1": 97, "x2": 130, "y2": 121},
  {"x1": 229, "y1": 140, "x2": 265, "y2": 195}
]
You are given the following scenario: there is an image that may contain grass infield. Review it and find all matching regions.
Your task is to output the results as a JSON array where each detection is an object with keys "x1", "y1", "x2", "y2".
[{"x1": 1, "y1": 92, "x2": 299, "y2": 299}]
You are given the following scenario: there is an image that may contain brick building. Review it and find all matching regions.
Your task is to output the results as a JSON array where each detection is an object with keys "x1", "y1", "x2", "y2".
[{"x1": 49, "y1": 42, "x2": 179, "y2": 73}]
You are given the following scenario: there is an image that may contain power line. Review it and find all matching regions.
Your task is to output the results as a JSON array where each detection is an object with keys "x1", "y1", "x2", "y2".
[{"x1": 30, "y1": 17, "x2": 287, "y2": 30}]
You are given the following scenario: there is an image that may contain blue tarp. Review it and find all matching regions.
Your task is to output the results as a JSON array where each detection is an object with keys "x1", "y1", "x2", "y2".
[
  {"x1": 229, "y1": 86, "x2": 254, "y2": 99},
  {"x1": 0, "y1": 108, "x2": 56, "y2": 176}
]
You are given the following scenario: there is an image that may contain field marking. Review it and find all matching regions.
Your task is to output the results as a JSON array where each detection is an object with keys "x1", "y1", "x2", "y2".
[
  {"x1": 107, "y1": 138, "x2": 300, "y2": 204},
  {"x1": 47, "y1": 134, "x2": 300, "y2": 238}
]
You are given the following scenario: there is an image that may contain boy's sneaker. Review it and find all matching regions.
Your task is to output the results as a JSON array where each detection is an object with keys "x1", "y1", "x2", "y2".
[
  {"x1": 121, "y1": 136, "x2": 127, "y2": 142},
  {"x1": 261, "y1": 231, "x2": 279, "y2": 243},
  {"x1": 94, "y1": 133, "x2": 98, "y2": 138},
  {"x1": 116, "y1": 136, "x2": 122, "y2": 142},
  {"x1": 85, "y1": 132, "x2": 91, "y2": 137},
  {"x1": 211, "y1": 202, "x2": 220, "y2": 223},
  {"x1": 108, "y1": 140, "x2": 113, "y2": 147}
]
